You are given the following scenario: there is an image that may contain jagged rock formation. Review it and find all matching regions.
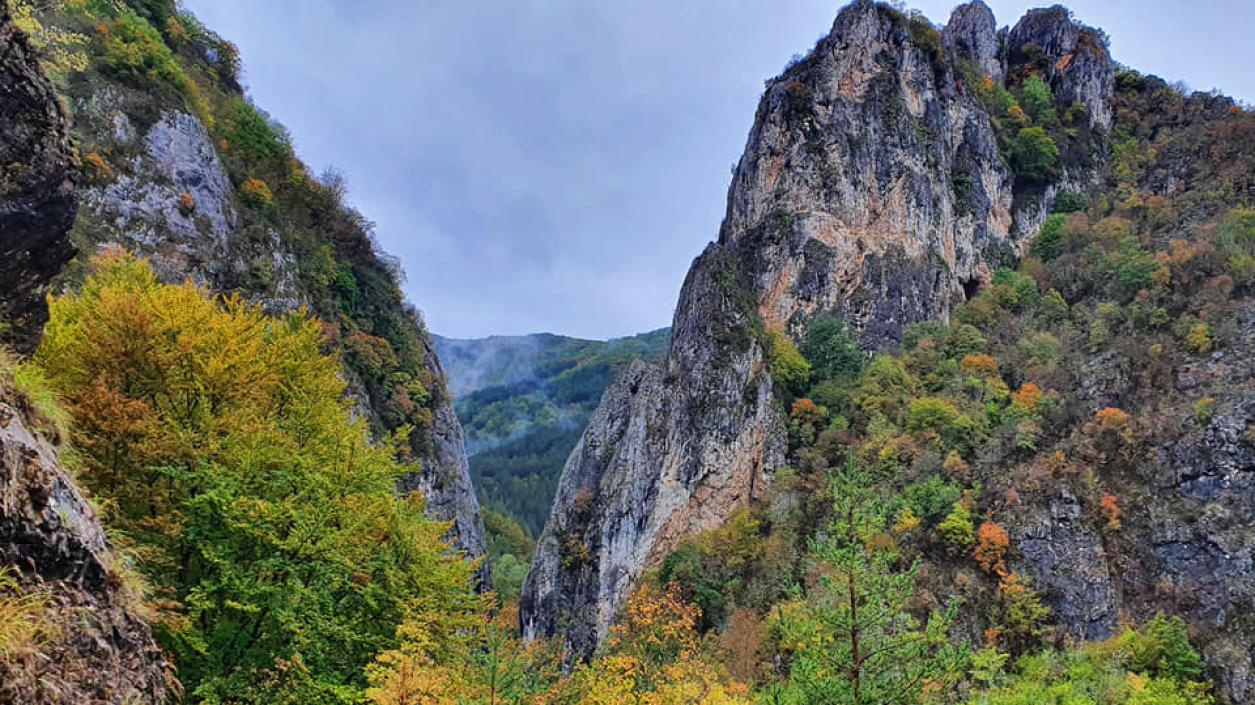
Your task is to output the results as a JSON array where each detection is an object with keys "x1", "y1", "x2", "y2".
[
  {"x1": 0, "y1": 1, "x2": 77, "y2": 354},
  {"x1": 0, "y1": 370, "x2": 170, "y2": 702},
  {"x1": 523, "y1": 0, "x2": 1114, "y2": 658}
]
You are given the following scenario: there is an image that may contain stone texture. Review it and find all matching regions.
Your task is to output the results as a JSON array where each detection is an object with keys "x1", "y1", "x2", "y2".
[
  {"x1": 402, "y1": 334, "x2": 491, "y2": 587},
  {"x1": 0, "y1": 3, "x2": 77, "y2": 353},
  {"x1": 0, "y1": 378, "x2": 170, "y2": 704},
  {"x1": 944, "y1": 0, "x2": 1002, "y2": 84}
]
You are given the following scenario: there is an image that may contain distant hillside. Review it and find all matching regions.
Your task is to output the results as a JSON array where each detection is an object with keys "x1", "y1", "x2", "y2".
[{"x1": 434, "y1": 329, "x2": 669, "y2": 536}]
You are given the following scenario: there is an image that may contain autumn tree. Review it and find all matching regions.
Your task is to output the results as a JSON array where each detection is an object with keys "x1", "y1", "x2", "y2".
[{"x1": 34, "y1": 251, "x2": 484, "y2": 703}]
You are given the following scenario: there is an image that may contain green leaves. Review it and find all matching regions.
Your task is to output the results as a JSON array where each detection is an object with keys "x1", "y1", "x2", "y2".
[{"x1": 35, "y1": 252, "x2": 481, "y2": 704}]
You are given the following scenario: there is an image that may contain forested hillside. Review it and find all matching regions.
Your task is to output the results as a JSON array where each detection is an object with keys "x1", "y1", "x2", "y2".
[{"x1": 435, "y1": 329, "x2": 669, "y2": 535}]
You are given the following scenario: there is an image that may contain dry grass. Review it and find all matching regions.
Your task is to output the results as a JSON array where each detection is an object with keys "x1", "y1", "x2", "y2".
[{"x1": 0, "y1": 568, "x2": 55, "y2": 661}]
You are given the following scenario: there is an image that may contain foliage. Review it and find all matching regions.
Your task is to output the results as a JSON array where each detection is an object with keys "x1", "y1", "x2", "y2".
[
  {"x1": 968, "y1": 617, "x2": 1212, "y2": 705},
  {"x1": 799, "y1": 315, "x2": 863, "y2": 383},
  {"x1": 768, "y1": 330, "x2": 811, "y2": 396},
  {"x1": 33, "y1": 252, "x2": 484, "y2": 703},
  {"x1": 98, "y1": 11, "x2": 202, "y2": 112},
  {"x1": 769, "y1": 459, "x2": 966, "y2": 705},
  {"x1": 1011, "y1": 127, "x2": 1059, "y2": 184}
]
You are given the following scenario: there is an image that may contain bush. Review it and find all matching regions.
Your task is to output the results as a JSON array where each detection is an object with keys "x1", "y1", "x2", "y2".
[
  {"x1": 768, "y1": 331, "x2": 811, "y2": 396},
  {"x1": 1123, "y1": 614, "x2": 1205, "y2": 682},
  {"x1": 907, "y1": 396, "x2": 961, "y2": 435},
  {"x1": 1032, "y1": 214, "x2": 1067, "y2": 261},
  {"x1": 99, "y1": 12, "x2": 197, "y2": 106},
  {"x1": 1020, "y1": 75, "x2": 1057, "y2": 126},
  {"x1": 800, "y1": 315, "x2": 862, "y2": 383},
  {"x1": 240, "y1": 177, "x2": 275, "y2": 208},
  {"x1": 1011, "y1": 127, "x2": 1059, "y2": 183},
  {"x1": 1052, "y1": 190, "x2": 1088, "y2": 213},
  {"x1": 974, "y1": 521, "x2": 1010, "y2": 574},
  {"x1": 938, "y1": 501, "x2": 976, "y2": 552}
]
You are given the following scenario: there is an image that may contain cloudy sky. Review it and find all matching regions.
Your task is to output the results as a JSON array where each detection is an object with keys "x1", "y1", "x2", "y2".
[{"x1": 182, "y1": 1, "x2": 1254, "y2": 340}]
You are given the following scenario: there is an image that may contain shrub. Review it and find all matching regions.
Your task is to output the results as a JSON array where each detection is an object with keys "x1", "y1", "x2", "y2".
[
  {"x1": 82, "y1": 152, "x2": 114, "y2": 184},
  {"x1": 907, "y1": 396, "x2": 960, "y2": 434},
  {"x1": 1052, "y1": 190, "x2": 1087, "y2": 213},
  {"x1": 938, "y1": 501, "x2": 976, "y2": 552},
  {"x1": 1020, "y1": 75, "x2": 1057, "y2": 126},
  {"x1": 768, "y1": 330, "x2": 811, "y2": 396},
  {"x1": 239, "y1": 177, "x2": 275, "y2": 208},
  {"x1": 1123, "y1": 614, "x2": 1205, "y2": 682},
  {"x1": 177, "y1": 191, "x2": 195, "y2": 216},
  {"x1": 1010, "y1": 382, "x2": 1043, "y2": 412},
  {"x1": 1011, "y1": 127, "x2": 1059, "y2": 183},
  {"x1": 996, "y1": 573, "x2": 1050, "y2": 649},
  {"x1": 1040, "y1": 288, "x2": 1068, "y2": 321},
  {"x1": 800, "y1": 315, "x2": 862, "y2": 383},
  {"x1": 1185, "y1": 322, "x2": 1213, "y2": 354},
  {"x1": 1031, "y1": 214, "x2": 1067, "y2": 261},
  {"x1": 974, "y1": 521, "x2": 1011, "y2": 575},
  {"x1": 960, "y1": 354, "x2": 999, "y2": 377},
  {"x1": 1099, "y1": 494, "x2": 1122, "y2": 530},
  {"x1": 99, "y1": 12, "x2": 198, "y2": 107},
  {"x1": 1194, "y1": 397, "x2": 1216, "y2": 425}
]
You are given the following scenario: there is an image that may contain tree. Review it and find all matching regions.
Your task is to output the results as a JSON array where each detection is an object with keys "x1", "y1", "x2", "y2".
[
  {"x1": 769, "y1": 331, "x2": 812, "y2": 396},
  {"x1": 770, "y1": 458, "x2": 966, "y2": 705},
  {"x1": 1011, "y1": 127, "x2": 1059, "y2": 184},
  {"x1": 35, "y1": 251, "x2": 484, "y2": 703},
  {"x1": 800, "y1": 316, "x2": 863, "y2": 384}
]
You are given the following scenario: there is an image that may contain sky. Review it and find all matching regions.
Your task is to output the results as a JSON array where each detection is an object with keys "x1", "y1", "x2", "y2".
[{"x1": 181, "y1": 1, "x2": 1255, "y2": 340}]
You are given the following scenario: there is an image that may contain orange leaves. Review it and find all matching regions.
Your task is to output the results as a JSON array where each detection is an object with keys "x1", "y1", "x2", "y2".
[
  {"x1": 960, "y1": 354, "x2": 999, "y2": 377},
  {"x1": 1100, "y1": 494, "x2": 1122, "y2": 530},
  {"x1": 973, "y1": 521, "x2": 1011, "y2": 576},
  {"x1": 1010, "y1": 382, "x2": 1043, "y2": 411},
  {"x1": 240, "y1": 177, "x2": 275, "y2": 207},
  {"x1": 1089, "y1": 407, "x2": 1132, "y2": 438}
]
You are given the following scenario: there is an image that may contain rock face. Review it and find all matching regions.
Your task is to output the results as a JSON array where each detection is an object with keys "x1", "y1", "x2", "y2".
[
  {"x1": 1007, "y1": 5, "x2": 1114, "y2": 130},
  {"x1": 402, "y1": 337, "x2": 490, "y2": 581},
  {"x1": 522, "y1": 0, "x2": 1114, "y2": 657},
  {"x1": 0, "y1": 2, "x2": 77, "y2": 353},
  {"x1": 0, "y1": 377, "x2": 171, "y2": 704}
]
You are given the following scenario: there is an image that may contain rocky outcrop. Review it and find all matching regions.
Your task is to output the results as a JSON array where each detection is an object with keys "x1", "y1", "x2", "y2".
[
  {"x1": 1007, "y1": 5, "x2": 1114, "y2": 130},
  {"x1": 523, "y1": 0, "x2": 1114, "y2": 657},
  {"x1": 402, "y1": 337, "x2": 491, "y2": 585},
  {"x1": 82, "y1": 110, "x2": 237, "y2": 283},
  {"x1": 944, "y1": 0, "x2": 1002, "y2": 84},
  {"x1": 0, "y1": 376, "x2": 171, "y2": 704},
  {"x1": 0, "y1": 2, "x2": 77, "y2": 353}
]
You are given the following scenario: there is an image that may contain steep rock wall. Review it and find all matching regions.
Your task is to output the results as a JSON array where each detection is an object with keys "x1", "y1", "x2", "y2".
[
  {"x1": 0, "y1": 0, "x2": 77, "y2": 353},
  {"x1": 522, "y1": 0, "x2": 1114, "y2": 657}
]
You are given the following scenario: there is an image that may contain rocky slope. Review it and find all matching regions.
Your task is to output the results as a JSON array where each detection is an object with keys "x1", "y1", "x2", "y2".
[
  {"x1": 522, "y1": 0, "x2": 1114, "y2": 658},
  {"x1": 0, "y1": 367, "x2": 171, "y2": 704},
  {"x1": 0, "y1": 0, "x2": 76, "y2": 354},
  {"x1": 0, "y1": 1, "x2": 487, "y2": 571}
]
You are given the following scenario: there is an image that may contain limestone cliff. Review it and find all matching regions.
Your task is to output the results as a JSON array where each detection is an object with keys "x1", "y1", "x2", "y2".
[{"x1": 522, "y1": 0, "x2": 1114, "y2": 657}]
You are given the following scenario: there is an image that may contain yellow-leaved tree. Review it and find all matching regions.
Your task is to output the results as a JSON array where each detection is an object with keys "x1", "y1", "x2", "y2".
[{"x1": 34, "y1": 249, "x2": 486, "y2": 704}]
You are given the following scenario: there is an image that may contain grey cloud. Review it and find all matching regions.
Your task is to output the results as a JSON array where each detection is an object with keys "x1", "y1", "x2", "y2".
[{"x1": 182, "y1": 0, "x2": 1253, "y2": 338}]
